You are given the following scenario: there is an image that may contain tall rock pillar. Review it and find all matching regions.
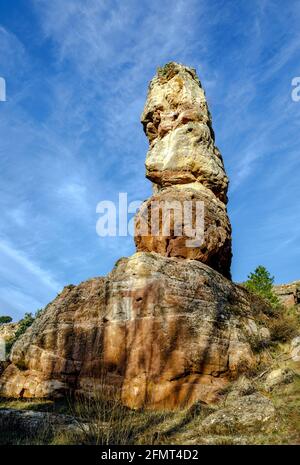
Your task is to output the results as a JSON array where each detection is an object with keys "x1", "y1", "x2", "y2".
[{"x1": 135, "y1": 62, "x2": 232, "y2": 279}]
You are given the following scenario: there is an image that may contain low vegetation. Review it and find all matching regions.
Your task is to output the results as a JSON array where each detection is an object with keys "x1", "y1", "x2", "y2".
[
  {"x1": 0, "y1": 358, "x2": 299, "y2": 445},
  {"x1": 243, "y1": 265, "x2": 299, "y2": 355},
  {"x1": 5, "y1": 313, "x2": 35, "y2": 355},
  {"x1": 4, "y1": 308, "x2": 43, "y2": 356}
]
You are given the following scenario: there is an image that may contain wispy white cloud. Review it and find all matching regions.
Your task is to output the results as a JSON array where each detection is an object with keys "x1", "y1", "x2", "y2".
[
  {"x1": 0, "y1": 26, "x2": 27, "y2": 74},
  {"x1": 0, "y1": 239, "x2": 60, "y2": 292},
  {"x1": 0, "y1": 239, "x2": 61, "y2": 319},
  {"x1": 56, "y1": 181, "x2": 90, "y2": 216}
]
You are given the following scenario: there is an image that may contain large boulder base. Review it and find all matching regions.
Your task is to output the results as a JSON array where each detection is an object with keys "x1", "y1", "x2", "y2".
[{"x1": 0, "y1": 252, "x2": 268, "y2": 409}]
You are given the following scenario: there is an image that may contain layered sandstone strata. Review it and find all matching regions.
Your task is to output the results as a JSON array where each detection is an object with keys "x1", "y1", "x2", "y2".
[
  {"x1": 135, "y1": 184, "x2": 231, "y2": 277},
  {"x1": 135, "y1": 63, "x2": 232, "y2": 277},
  {"x1": 0, "y1": 253, "x2": 267, "y2": 408}
]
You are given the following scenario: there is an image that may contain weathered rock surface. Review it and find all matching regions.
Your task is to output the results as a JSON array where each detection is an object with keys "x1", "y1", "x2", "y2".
[
  {"x1": 274, "y1": 281, "x2": 300, "y2": 308},
  {"x1": 0, "y1": 253, "x2": 267, "y2": 409},
  {"x1": 264, "y1": 368, "x2": 295, "y2": 391},
  {"x1": 291, "y1": 336, "x2": 300, "y2": 361},
  {"x1": 0, "y1": 322, "x2": 19, "y2": 342},
  {"x1": 0, "y1": 408, "x2": 81, "y2": 436},
  {"x1": 145, "y1": 123, "x2": 228, "y2": 202},
  {"x1": 0, "y1": 63, "x2": 268, "y2": 413},
  {"x1": 141, "y1": 63, "x2": 228, "y2": 202},
  {"x1": 201, "y1": 393, "x2": 276, "y2": 434},
  {"x1": 137, "y1": 62, "x2": 232, "y2": 278},
  {"x1": 134, "y1": 185, "x2": 232, "y2": 278}
]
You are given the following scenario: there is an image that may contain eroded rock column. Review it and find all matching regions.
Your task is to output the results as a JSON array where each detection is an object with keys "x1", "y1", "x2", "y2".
[{"x1": 134, "y1": 62, "x2": 232, "y2": 279}]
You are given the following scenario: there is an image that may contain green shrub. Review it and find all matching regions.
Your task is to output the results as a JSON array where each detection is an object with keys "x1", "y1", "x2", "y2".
[
  {"x1": 0, "y1": 316, "x2": 12, "y2": 324},
  {"x1": 13, "y1": 313, "x2": 34, "y2": 339},
  {"x1": 5, "y1": 312, "x2": 35, "y2": 355},
  {"x1": 244, "y1": 266, "x2": 280, "y2": 309}
]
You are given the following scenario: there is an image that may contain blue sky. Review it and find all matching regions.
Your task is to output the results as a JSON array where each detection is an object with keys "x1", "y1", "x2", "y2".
[{"x1": 0, "y1": 0, "x2": 300, "y2": 321}]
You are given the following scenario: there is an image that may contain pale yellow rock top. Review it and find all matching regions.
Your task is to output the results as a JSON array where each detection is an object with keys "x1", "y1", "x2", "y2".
[{"x1": 141, "y1": 62, "x2": 229, "y2": 203}]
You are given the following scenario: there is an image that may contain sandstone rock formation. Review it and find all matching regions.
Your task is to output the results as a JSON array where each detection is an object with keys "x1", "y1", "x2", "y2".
[
  {"x1": 135, "y1": 62, "x2": 232, "y2": 278},
  {"x1": 0, "y1": 63, "x2": 270, "y2": 409},
  {"x1": 0, "y1": 253, "x2": 269, "y2": 408},
  {"x1": 134, "y1": 184, "x2": 231, "y2": 277},
  {"x1": 0, "y1": 322, "x2": 19, "y2": 342},
  {"x1": 274, "y1": 281, "x2": 300, "y2": 308}
]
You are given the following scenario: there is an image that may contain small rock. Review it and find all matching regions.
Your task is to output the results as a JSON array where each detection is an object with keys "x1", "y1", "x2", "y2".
[
  {"x1": 224, "y1": 376, "x2": 256, "y2": 401},
  {"x1": 264, "y1": 368, "x2": 295, "y2": 391},
  {"x1": 0, "y1": 322, "x2": 20, "y2": 342},
  {"x1": 0, "y1": 408, "x2": 81, "y2": 436},
  {"x1": 259, "y1": 327, "x2": 271, "y2": 341},
  {"x1": 201, "y1": 394, "x2": 276, "y2": 434},
  {"x1": 291, "y1": 336, "x2": 300, "y2": 362}
]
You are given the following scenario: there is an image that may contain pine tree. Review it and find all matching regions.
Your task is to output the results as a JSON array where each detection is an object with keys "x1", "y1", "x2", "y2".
[{"x1": 244, "y1": 265, "x2": 280, "y2": 308}]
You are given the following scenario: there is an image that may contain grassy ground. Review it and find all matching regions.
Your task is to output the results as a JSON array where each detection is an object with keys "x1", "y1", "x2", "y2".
[
  {"x1": 0, "y1": 360, "x2": 299, "y2": 445},
  {"x1": 0, "y1": 314, "x2": 299, "y2": 445},
  {"x1": 265, "y1": 360, "x2": 300, "y2": 444}
]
